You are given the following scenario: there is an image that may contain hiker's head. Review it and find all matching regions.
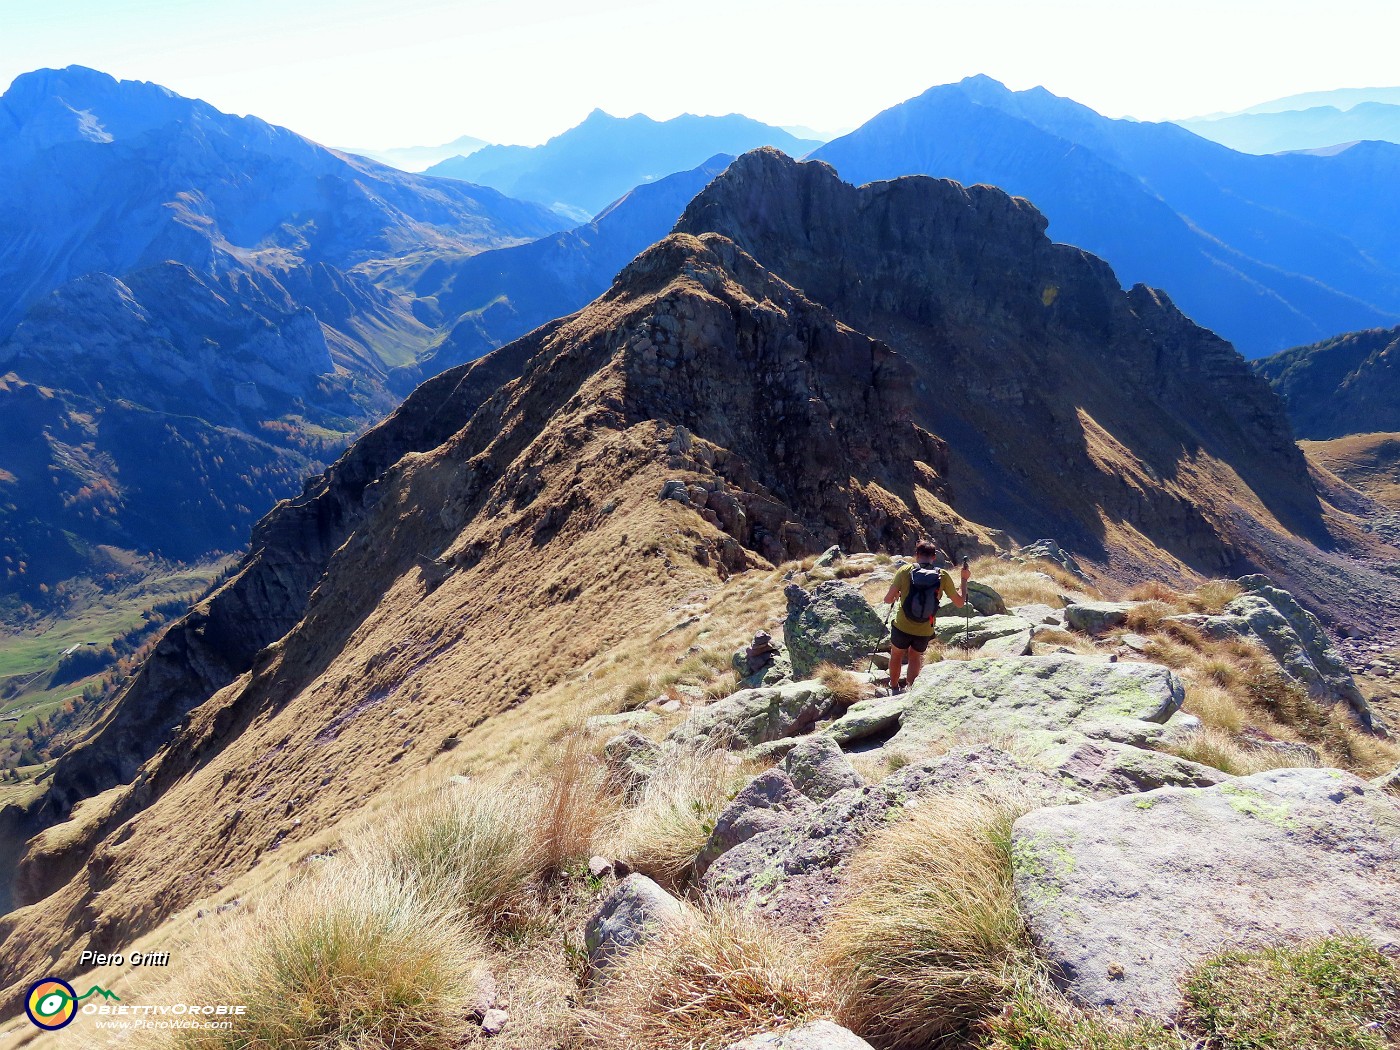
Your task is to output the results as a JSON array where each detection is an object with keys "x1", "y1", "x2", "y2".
[{"x1": 914, "y1": 540, "x2": 939, "y2": 564}]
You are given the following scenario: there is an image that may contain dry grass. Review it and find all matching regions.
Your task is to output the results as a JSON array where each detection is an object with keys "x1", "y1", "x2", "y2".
[
  {"x1": 1124, "y1": 600, "x2": 1174, "y2": 633},
  {"x1": 1187, "y1": 579, "x2": 1244, "y2": 614},
  {"x1": 968, "y1": 558, "x2": 1070, "y2": 610},
  {"x1": 1182, "y1": 681, "x2": 1247, "y2": 734},
  {"x1": 534, "y1": 730, "x2": 619, "y2": 876},
  {"x1": 820, "y1": 792, "x2": 1037, "y2": 1049},
  {"x1": 149, "y1": 868, "x2": 484, "y2": 1050},
  {"x1": 347, "y1": 781, "x2": 544, "y2": 930},
  {"x1": 609, "y1": 748, "x2": 743, "y2": 889},
  {"x1": 816, "y1": 661, "x2": 864, "y2": 706},
  {"x1": 586, "y1": 904, "x2": 835, "y2": 1050},
  {"x1": 1165, "y1": 727, "x2": 1315, "y2": 777},
  {"x1": 1125, "y1": 580, "x2": 1188, "y2": 608}
]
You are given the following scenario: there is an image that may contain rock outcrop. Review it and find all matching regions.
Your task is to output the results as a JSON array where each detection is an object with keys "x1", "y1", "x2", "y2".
[
  {"x1": 583, "y1": 874, "x2": 686, "y2": 981},
  {"x1": 782, "y1": 580, "x2": 887, "y2": 679},
  {"x1": 1013, "y1": 768, "x2": 1400, "y2": 1019}
]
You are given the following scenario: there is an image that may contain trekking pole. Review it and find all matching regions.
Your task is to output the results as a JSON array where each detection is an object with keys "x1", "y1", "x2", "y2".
[
  {"x1": 962, "y1": 556, "x2": 973, "y2": 659},
  {"x1": 867, "y1": 602, "x2": 894, "y2": 676}
]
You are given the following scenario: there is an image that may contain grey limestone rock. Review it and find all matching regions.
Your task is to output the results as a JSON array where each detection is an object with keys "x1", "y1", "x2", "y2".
[
  {"x1": 725, "y1": 1020, "x2": 875, "y2": 1049},
  {"x1": 1064, "y1": 601, "x2": 1135, "y2": 635},
  {"x1": 696, "y1": 768, "x2": 813, "y2": 875}
]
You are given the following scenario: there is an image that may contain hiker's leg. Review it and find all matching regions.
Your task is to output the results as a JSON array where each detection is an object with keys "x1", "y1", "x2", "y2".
[
  {"x1": 889, "y1": 646, "x2": 906, "y2": 689},
  {"x1": 907, "y1": 648, "x2": 925, "y2": 684}
]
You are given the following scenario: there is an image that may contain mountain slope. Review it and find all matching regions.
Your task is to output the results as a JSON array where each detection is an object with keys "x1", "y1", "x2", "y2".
[
  {"x1": 1255, "y1": 325, "x2": 1400, "y2": 439},
  {"x1": 677, "y1": 150, "x2": 1326, "y2": 577},
  {"x1": 426, "y1": 109, "x2": 817, "y2": 218},
  {"x1": 811, "y1": 76, "x2": 1400, "y2": 356},
  {"x1": 0, "y1": 66, "x2": 564, "y2": 611},
  {"x1": 406, "y1": 155, "x2": 735, "y2": 383},
  {"x1": 0, "y1": 230, "x2": 969, "y2": 999},
  {"x1": 341, "y1": 133, "x2": 490, "y2": 172}
]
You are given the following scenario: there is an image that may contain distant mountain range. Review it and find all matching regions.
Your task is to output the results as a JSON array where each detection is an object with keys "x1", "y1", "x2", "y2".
[
  {"x1": 425, "y1": 109, "x2": 819, "y2": 219},
  {"x1": 340, "y1": 134, "x2": 490, "y2": 172},
  {"x1": 403, "y1": 155, "x2": 735, "y2": 384},
  {"x1": 1255, "y1": 325, "x2": 1400, "y2": 440},
  {"x1": 1180, "y1": 90, "x2": 1400, "y2": 154},
  {"x1": 810, "y1": 76, "x2": 1400, "y2": 358},
  {"x1": 0, "y1": 65, "x2": 563, "y2": 610}
]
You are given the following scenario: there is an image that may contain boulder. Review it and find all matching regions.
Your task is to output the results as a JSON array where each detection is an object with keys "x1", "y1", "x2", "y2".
[
  {"x1": 1041, "y1": 737, "x2": 1231, "y2": 797},
  {"x1": 829, "y1": 655, "x2": 1185, "y2": 760},
  {"x1": 934, "y1": 613, "x2": 1035, "y2": 648},
  {"x1": 583, "y1": 874, "x2": 686, "y2": 981},
  {"x1": 1013, "y1": 768, "x2": 1400, "y2": 1019},
  {"x1": 1017, "y1": 538, "x2": 1090, "y2": 582},
  {"x1": 704, "y1": 747, "x2": 1085, "y2": 933},
  {"x1": 1064, "y1": 601, "x2": 1134, "y2": 635},
  {"x1": 1013, "y1": 603, "x2": 1065, "y2": 626},
  {"x1": 783, "y1": 581, "x2": 886, "y2": 678},
  {"x1": 603, "y1": 730, "x2": 661, "y2": 796},
  {"x1": 814, "y1": 544, "x2": 843, "y2": 567},
  {"x1": 725, "y1": 1020, "x2": 875, "y2": 1049},
  {"x1": 1192, "y1": 575, "x2": 1374, "y2": 730},
  {"x1": 966, "y1": 580, "x2": 1008, "y2": 616},
  {"x1": 822, "y1": 694, "x2": 908, "y2": 747},
  {"x1": 980, "y1": 629, "x2": 1032, "y2": 657},
  {"x1": 696, "y1": 768, "x2": 813, "y2": 875},
  {"x1": 667, "y1": 680, "x2": 836, "y2": 751},
  {"x1": 587, "y1": 710, "x2": 659, "y2": 732},
  {"x1": 782, "y1": 735, "x2": 864, "y2": 801}
]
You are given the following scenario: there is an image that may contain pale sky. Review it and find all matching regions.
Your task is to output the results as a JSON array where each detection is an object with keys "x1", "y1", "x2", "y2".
[{"x1": 2, "y1": 0, "x2": 1397, "y2": 148}]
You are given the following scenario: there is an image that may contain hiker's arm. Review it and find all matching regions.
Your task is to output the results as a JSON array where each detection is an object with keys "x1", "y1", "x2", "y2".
[
  {"x1": 944, "y1": 572, "x2": 966, "y2": 608},
  {"x1": 960, "y1": 561, "x2": 971, "y2": 604},
  {"x1": 883, "y1": 584, "x2": 900, "y2": 606}
]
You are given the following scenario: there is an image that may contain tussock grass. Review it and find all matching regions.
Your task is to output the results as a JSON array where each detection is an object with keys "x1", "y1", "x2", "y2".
[
  {"x1": 1184, "y1": 936, "x2": 1400, "y2": 1050},
  {"x1": 820, "y1": 792, "x2": 1037, "y2": 1049},
  {"x1": 1124, "y1": 600, "x2": 1174, "y2": 633},
  {"x1": 348, "y1": 781, "x2": 543, "y2": 930},
  {"x1": 1183, "y1": 681, "x2": 1247, "y2": 734},
  {"x1": 535, "y1": 730, "x2": 619, "y2": 876},
  {"x1": 816, "y1": 661, "x2": 863, "y2": 706},
  {"x1": 968, "y1": 559, "x2": 1070, "y2": 610},
  {"x1": 610, "y1": 748, "x2": 741, "y2": 888},
  {"x1": 618, "y1": 675, "x2": 655, "y2": 711},
  {"x1": 157, "y1": 868, "x2": 484, "y2": 1050},
  {"x1": 1165, "y1": 726, "x2": 1313, "y2": 777},
  {"x1": 1187, "y1": 578, "x2": 1244, "y2": 614},
  {"x1": 586, "y1": 904, "x2": 835, "y2": 1050},
  {"x1": 1125, "y1": 580, "x2": 1188, "y2": 608}
]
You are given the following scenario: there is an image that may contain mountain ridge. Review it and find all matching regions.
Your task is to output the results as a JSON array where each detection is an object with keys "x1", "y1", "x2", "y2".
[{"x1": 810, "y1": 75, "x2": 1400, "y2": 357}]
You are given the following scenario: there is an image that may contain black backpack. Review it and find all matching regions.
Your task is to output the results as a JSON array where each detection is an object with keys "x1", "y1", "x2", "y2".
[{"x1": 902, "y1": 566, "x2": 943, "y2": 624}]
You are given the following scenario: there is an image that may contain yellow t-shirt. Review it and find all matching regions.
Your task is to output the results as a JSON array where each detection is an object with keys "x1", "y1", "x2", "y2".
[{"x1": 892, "y1": 562, "x2": 959, "y2": 637}]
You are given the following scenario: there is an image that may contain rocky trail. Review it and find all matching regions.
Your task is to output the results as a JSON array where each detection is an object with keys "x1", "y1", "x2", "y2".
[{"x1": 574, "y1": 544, "x2": 1400, "y2": 1047}]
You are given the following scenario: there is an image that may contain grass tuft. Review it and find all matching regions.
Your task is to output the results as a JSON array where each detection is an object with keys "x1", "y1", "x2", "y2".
[
  {"x1": 347, "y1": 781, "x2": 542, "y2": 930},
  {"x1": 587, "y1": 904, "x2": 834, "y2": 1050},
  {"x1": 816, "y1": 661, "x2": 863, "y2": 706},
  {"x1": 156, "y1": 868, "x2": 483, "y2": 1050},
  {"x1": 819, "y1": 792, "x2": 1036, "y2": 1048},
  {"x1": 979, "y1": 984, "x2": 1186, "y2": 1050},
  {"x1": 610, "y1": 748, "x2": 741, "y2": 889}
]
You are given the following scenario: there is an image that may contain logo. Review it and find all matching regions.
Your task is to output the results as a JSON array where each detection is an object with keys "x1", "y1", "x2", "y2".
[{"x1": 24, "y1": 978, "x2": 121, "y2": 1030}]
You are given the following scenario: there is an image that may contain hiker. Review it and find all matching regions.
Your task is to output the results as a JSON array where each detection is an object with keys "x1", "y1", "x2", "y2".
[{"x1": 882, "y1": 540, "x2": 970, "y2": 692}]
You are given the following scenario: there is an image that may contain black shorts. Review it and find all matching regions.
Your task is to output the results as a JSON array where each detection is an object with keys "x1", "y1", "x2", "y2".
[{"x1": 890, "y1": 625, "x2": 933, "y2": 653}]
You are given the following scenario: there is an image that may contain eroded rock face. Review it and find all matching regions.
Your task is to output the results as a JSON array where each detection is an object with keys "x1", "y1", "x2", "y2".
[
  {"x1": 1012, "y1": 768, "x2": 1400, "y2": 1019},
  {"x1": 703, "y1": 747, "x2": 1084, "y2": 933},
  {"x1": 783, "y1": 581, "x2": 887, "y2": 679},
  {"x1": 696, "y1": 769, "x2": 813, "y2": 876}
]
